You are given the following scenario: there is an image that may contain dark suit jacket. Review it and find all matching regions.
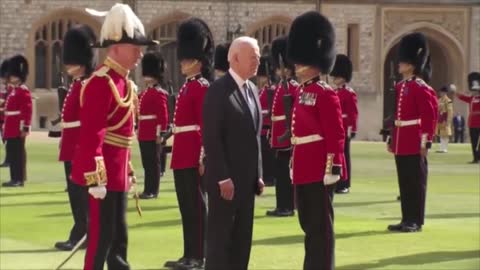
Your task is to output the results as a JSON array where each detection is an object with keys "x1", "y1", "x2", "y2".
[
  {"x1": 453, "y1": 115, "x2": 465, "y2": 131},
  {"x1": 202, "y1": 72, "x2": 263, "y2": 202}
]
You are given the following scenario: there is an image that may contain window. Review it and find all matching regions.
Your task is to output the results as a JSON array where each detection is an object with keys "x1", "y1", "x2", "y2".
[
  {"x1": 148, "y1": 20, "x2": 185, "y2": 92},
  {"x1": 33, "y1": 18, "x2": 83, "y2": 89},
  {"x1": 251, "y1": 23, "x2": 289, "y2": 51},
  {"x1": 347, "y1": 24, "x2": 360, "y2": 71}
]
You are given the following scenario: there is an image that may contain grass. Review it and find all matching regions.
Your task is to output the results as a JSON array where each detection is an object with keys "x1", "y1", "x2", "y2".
[{"x1": 0, "y1": 134, "x2": 479, "y2": 270}]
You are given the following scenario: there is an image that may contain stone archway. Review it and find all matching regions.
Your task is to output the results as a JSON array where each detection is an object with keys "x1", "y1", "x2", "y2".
[{"x1": 382, "y1": 22, "x2": 467, "y2": 129}]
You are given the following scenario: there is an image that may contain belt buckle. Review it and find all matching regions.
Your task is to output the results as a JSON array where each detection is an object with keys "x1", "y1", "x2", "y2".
[{"x1": 394, "y1": 120, "x2": 400, "y2": 127}]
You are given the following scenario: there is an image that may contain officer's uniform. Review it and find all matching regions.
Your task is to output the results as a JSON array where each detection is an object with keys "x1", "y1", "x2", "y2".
[
  {"x1": 138, "y1": 51, "x2": 168, "y2": 198},
  {"x1": 167, "y1": 17, "x2": 213, "y2": 268},
  {"x1": 268, "y1": 35, "x2": 297, "y2": 215},
  {"x1": 2, "y1": 55, "x2": 31, "y2": 187},
  {"x1": 457, "y1": 72, "x2": 480, "y2": 163},
  {"x1": 54, "y1": 24, "x2": 97, "y2": 251},
  {"x1": 436, "y1": 88, "x2": 453, "y2": 153},
  {"x1": 287, "y1": 12, "x2": 345, "y2": 270},
  {"x1": 71, "y1": 4, "x2": 157, "y2": 270},
  {"x1": 330, "y1": 54, "x2": 358, "y2": 193}
]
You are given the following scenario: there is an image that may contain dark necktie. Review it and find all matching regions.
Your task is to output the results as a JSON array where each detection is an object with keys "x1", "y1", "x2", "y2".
[{"x1": 243, "y1": 82, "x2": 258, "y2": 129}]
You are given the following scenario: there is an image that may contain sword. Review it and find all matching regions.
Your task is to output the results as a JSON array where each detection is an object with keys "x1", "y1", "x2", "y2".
[{"x1": 55, "y1": 234, "x2": 87, "y2": 270}]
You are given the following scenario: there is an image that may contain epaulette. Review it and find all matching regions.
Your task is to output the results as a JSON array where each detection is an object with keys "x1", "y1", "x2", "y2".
[
  {"x1": 346, "y1": 86, "x2": 355, "y2": 93},
  {"x1": 92, "y1": 66, "x2": 110, "y2": 78},
  {"x1": 317, "y1": 81, "x2": 334, "y2": 91},
  {"x1": 289, "y1": 79, "x2": 299, "y2": 87},
  {"x1": 197, "y1": 77, "x2": 209, "y2": 87},
  {"x1": 415, "y1": 78, "x2": 428, "y2": 87},
  {"x1": 20, "y1": 84, "x2": 29, "y2": 90},
  {"x1": 155, "y1": 85, "x2": 168, "y2": 95}
]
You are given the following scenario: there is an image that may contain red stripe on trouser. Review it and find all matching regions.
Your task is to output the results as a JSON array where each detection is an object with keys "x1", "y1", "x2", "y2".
[
  {"x1": 197, "y1": 175, "x2": 203, "y2": 259},
  {"x1": 84, "y1": 196, "x2": 100, "y2": 270}
]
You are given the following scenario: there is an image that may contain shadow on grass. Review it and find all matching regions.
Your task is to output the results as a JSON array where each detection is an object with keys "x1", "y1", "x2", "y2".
[
  {"x1": 377, "y1": 213, "x2": 480, "y2": 220},
  {"x1": 334, "y1": 200, "x2": 397, "y2": 208},
  {"x1": 253, "y1": 230, "x2": 390, "y2": 246},
  {"x1": 0, "y1": 190, "x2": 66, "y2": 198},
  {"x1": 337, "y1": 249, "x2": 480, "y2": 270},
  {"x1": 129, "y1": 219, "x2": 181, "y2": 229},
  {"x1": 37, "y1": 205, "x2": 178, "y2": 218},
  {"x1": 0, "y1": 248, "x2": 58, "y2": 254},
  {"x1": 0, "y1": 200, "x2": 68, "y2": 207}
]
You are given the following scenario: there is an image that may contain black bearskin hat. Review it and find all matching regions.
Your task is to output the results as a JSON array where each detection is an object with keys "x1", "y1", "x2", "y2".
[
  {"x1": 271, "y1": 36, "x2": 293, "y2": 71},
  {"x1": 257, "y1": 56, "x2": 272, "y2": 77},
  {"x1": 468, "y1": 72, "x2": 480, "y2": 91},
  {"x1": 63, "y1": 24, "x2": 97, "y2": 75},
  {"x1": 142, "y1": 50, "x2": 165, "y2": 84},
  {"x1": 8, "y1": 55, "x2": 28, "y2": 82},
  {"x1": 214, "y1": 43, "x2": 230, "y2": 73},
  {"x1": 397, "y1": 32, "x2": 429, "y2": 76},
  {"x1": 0, "y1": 58, "x2": 9, "y2": 79},
  {"x1": 287, "y1": 11, "x2": 336, "y2": 73},
  {"x1": 330, "y1": 54, "x2": 353, "y2": 82}
]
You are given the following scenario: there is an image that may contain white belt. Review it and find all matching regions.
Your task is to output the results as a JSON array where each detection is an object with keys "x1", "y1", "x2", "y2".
[
  {"x1": 272, "y1": 115, "x2": 286, "y2": 121},
  {"x1": 62, "y1": 121, "x2": 81, "y2": 128},
  {"x1": 342, "y1": 114, "x2": 348, "y2": 118},
  {"x1": 261, "y1": 110, "x2": 269, "y2": 115},
  {"x1": 138, "y1": 115, "x2": 157, "y2": 120},
  {"x1": 291, "y1": 134, "x2": 323, "y2": 145},
  {"x1": 173, "y1": 125, "x2": 200, "y2": 134},
  {"x1": 395, "y1": 119, "x2": 421, "y2": 127},
  {"x1": 5, "y1": 111, "x2": 20, "y2": 116}
]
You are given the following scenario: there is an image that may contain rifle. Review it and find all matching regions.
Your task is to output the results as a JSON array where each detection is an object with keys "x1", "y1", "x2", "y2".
[
  {"x1": 48, "y1": 68, "x2": 69, "y2": 138},
  {"x1": 265, "y1": 60, "x2": 275, "y2": 119},
  {"x1": 381, "y1": 61, "x2": 397, "y2": 142},
  {"x1": 161, "y1": 80, "x2": 176, "y2": 142},
  {"x1": 277, "y1": 55, "x2": 293, "y2": 144}
]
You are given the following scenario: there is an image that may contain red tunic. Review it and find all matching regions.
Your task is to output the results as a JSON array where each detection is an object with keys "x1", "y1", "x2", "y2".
[
  {"x1": 170, "y1": 74, "x2": 208, "y2": 170},
  {"x1": 2, "y1": 84, "x2": 32, "y2": 139},
  {"x1": 391, "y1": 77, "x2": 435, "y2": 155},
  {"x1": 0, "y1": 84, "x2": 12, "y2": 125},
  {"x1": 258, "y1": 85, "x2": 275, "y2": 136},
  {"x1": 426, "y1": 86, "x2": 439, "y2": 140},
  {"x1": 137, "y1": 85, "x2": 168, "y2": 141},
  {"x1": 270, "y1": 79, "x2": 298, "y2": 149},
  {"x1": 59, "y1": 78, "x2": 82, "y2": 161},
  {"x1": 71, "y1": 58, "x2": 135, "y2": 192},
  {"x1": 291, "y1": 77, "x2": 346, "y2": 185},
  {"x1": 336, "y1": 85, "x2": 358, "y2": 134},
  {"x1": 457, "y1": 94, "x2": 480, "y2": 128}
]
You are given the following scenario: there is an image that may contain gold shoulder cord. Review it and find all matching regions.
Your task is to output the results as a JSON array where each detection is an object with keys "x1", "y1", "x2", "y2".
[{"x1": 106, "y1": 80, "x2": 135, "y2": 131}]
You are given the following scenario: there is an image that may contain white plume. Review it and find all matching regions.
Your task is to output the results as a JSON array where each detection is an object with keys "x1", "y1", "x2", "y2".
[
  {"x1": 85, "y1": 8, "x2": 108, "y2": 17},
  {"x1": 99, "y1": 3, "x2": 145, "y2": 44}
]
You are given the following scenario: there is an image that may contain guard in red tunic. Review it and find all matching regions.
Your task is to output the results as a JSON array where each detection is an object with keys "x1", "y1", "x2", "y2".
[
  {"x1": 387, "y1": 32, "x2": 435, "y2": 233},
  {"x1": 288, "y1": 12, "x2": 345, "y2": 270},
  {"x1": 164, "y1": 17, "x2": 213, "y2": 270},
  {"x1": 137, "y1": 51, "x2": 168, "y2": 199},
  {"x1": 71, "y1": 4, "x2": 157, "y2": 270},
  {"x1": 330, "y1": 54, "x2": 358, "y2": 194},
  {"x1": 455, "y1": 72, "x2": 480, "y2": 163},
  {"x1": 214, "y1": 43, "x2": 230, "y2": 80},
  {"x1": 2, "y1": 55, "x2": 32, "y2": 188},
  {"x1": 257, "y1": 56, "x2": 276, "y2": 186},
  {"x1": 266, "y1": 36, "x2": 298, "y2": 217},
  {"x1": 53, "y1": 24, "x2": 97, "y2": 251},
  {"x1": 0, "y1": 58, "x2": 11, "y2": 167}
]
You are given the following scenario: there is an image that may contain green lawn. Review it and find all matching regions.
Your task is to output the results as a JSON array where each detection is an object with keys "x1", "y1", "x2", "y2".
[{"x1": 0, "y1": 136, "x2": 479, "y2": 270}]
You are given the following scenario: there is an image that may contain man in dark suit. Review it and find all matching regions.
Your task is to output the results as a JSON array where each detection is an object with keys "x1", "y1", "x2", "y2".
[
  {"x1": 453, "y1": 113, "x2": 465, "y2": 143},
  {"x1": 203, "y1": 36, "x2": 265, "y2": 270}
]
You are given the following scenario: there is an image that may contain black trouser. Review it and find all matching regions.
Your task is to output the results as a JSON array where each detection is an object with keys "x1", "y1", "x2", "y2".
[
  {"x1": 1, "y1": 129, "x2": 9, "y2": 164},
  {"x1": 296, "y1": 182, "x2": 335, "y2": 270},
  {"x1": 64, "y1": 161, "x2": 88, "y2": 243},
  {"x1": 6, "y1": 137, "x2": 25, "y2": 182},
  {"x1": 395, "y1": 154, "x2": 427, "y2": 225},
  {"x1": 469, "y1": 128, "x2": 480, "y2": 161},
  {"x1": 337, "y1": 136, "x2": 351, "y2": 190},
  {"x1": 260, "y1": 134, "x2": 275, "y2": 184},
  {"x1": 174, "y1": 168, "x2": 206, "y2": 260},
  {"x1": 454, "y1": 129, "x2": 464, "y2": 143},
  {"x1": 85, "y1": 191, "x2": 129, "y2": 270},
  {"x1": 274, "y1": 149, "x2": 294, "y2": 210},
  {"x1": 160, "y1": 141, "x2": 167, "y2": 175},
  {"x1": 139, "y1": 141, "x2": 161, "y2": 195},
  {"x1": 205, "y1": 190, "x2": 255, "y2": 270}
]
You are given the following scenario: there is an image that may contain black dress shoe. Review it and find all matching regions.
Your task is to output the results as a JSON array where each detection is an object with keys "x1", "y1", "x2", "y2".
[
  {"x1": 2, "y1": 181, "x2": 23, "y2": 187},
  {"x1": 400, "y1": 223, "x2": 422, "y2": 232},
  {"x1": 54, "y1": 240, "x2": 75, "y2": 251},
  {"x1": 266, "y1": 208, "x2": 294, "y2": 217},
  {"x1": 139, "y1": 193, "x2": 158, "y2": 200},
  {"x1": 0, "y1": 162, "x2": 9, "y2": 168},
  {"x1": 174, "y1": 258, "x2": 204, "y2": 270},
  {"x1": 335, "y1": 188, "x2": 349, "y2": 194},
  {"x1": 469, "y1": 160, "x2": 479, "y2": 164},
  {"x1": 387, "y1": 222, "x2": 404, "y2": 232},
  {"x1": 165, "y1": 257, "x2": 188, "y2": 268},
  {"x1": 397, "y1": 195, "x2": 401, "y2": 201}
]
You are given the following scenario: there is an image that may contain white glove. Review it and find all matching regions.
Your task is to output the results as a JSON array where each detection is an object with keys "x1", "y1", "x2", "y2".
[
  {"x1": 323, "y1": 174, "x2": 340, "y2": 186},
  {"x1": 449, "y1": 84, "x2": 457, "y2": 92},
  {"x1": 89, "y1": 186, "x2": 107, "y2": 199}
]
